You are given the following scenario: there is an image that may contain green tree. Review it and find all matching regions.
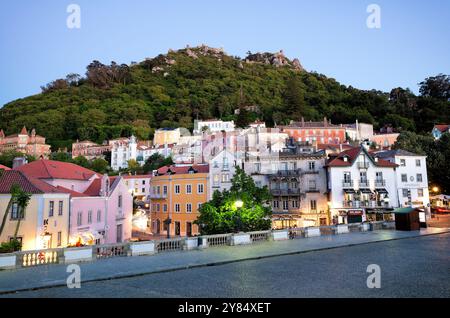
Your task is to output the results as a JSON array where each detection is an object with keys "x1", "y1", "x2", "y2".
[
  {"x1": 142, "y1": 153, "x2": 173, "y2": 174},
  {"x1": 0, "y1": 151, "x2": 26, "y2": 168},
  {"x1": 194, "y1": 167, "x2": 272, "y2": 235},
  {"x1": 90, "y1": 158, "x2": 109, "y2": 173}
]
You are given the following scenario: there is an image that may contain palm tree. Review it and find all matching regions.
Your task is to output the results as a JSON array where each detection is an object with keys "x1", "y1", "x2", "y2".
[
  {"x1": 0, "y1": 184, "x2": 20, "y2": 236},
  {"x1": 13, "y1": 189, "x2": 32, "y2": 240}
]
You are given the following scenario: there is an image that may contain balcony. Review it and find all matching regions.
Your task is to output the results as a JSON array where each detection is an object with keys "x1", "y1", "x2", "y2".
[
  {"x1": 271, "y1": 188, "x2": 302, "y2": 196},
  {"x1": 342, "y1": 180, "x2": 354, "y2": 188},
  {"x1": 149, "y1": 193, "x2": 168, "y2": 199},
  {"x1": 271, "y1": 169, "x2": 302, "y2": 177},
  {"x1": 303, "y1": 169, "x2": 319, "y2": 175},
  {"x1": 343, "y1": 200, "x2": 391, "y2": 209},
  {"x1": 343, "y1": 201, "x2": 361, "y2": 208},
  {"x1": 357, "y1": 162, "x2": 369, "y2": 169},
  {"x1": 374, "y1": 179, "x2": 386, "y2": 187},
  {"x1": 116, "y1": 212, "x2": 126, "y2": 221},
  {"x1": 359, "y1": 180, "x2": 370, "y2": 188},
  {"x1": 305, "y1": 187, "x2": 320, "y2": 193}
]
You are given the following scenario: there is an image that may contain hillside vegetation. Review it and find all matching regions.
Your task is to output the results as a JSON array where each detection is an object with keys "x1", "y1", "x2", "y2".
[{"x1": 0, "y1": 45, "x2": 449, "y2": 150}]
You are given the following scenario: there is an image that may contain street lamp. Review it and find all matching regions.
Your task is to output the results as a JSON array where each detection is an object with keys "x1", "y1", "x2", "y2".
[
  {"x1": 432, "y1": 186, "x2": 439, "y2": 193},
  {"x1": 234, "y1": 200, "x2": 244, "y2": 209}
]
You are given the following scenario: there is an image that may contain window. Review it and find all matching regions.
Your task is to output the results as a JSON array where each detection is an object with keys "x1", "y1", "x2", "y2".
[
  {"x1": 163, "y1": 204, "x2": 168, "y2": 212},
  {"x1": 10, "y1": 203, "x2": 23, "y2": 220},
  {"x1": 58, "y1": 201, "x2": 63, "y2": 216},
  {"x1": 163, "y1": 185, "x2": 168, "y2": 195},
  {"x1": 97, "y1": 210, "x2": 101, "y2": 223},
  {"x1": 198, "y1": 184, "x2": 204, "y2": 194},
  {"x1": 273, "y1": 201, "x2": 279, "y2": 209},
  {"x1": 175, "y1": 185, "x2": 181, "y2": 194},
  {"x1": 308, "y1": 180, "x2": 316, "y2": 190},
  {"x1": 156, "y1": 204, "x2": 160, "y2": 212},
  {"x1": 292, "y1": 200, "x2": 299, "y2": 208},
  {"x1": 88, "y1": 210, "x2": 92, "y2": 224},
  {"x1": 142, "y1": 188, "x2": 145, "y2": 193},
  {"x1": 416, "y1": 159, "x2": 421, "y2": 167},
  {"x1": 255, "y1": 162, "x2": 261, "y2": 173},
  {"x1": 186, "y1": 184, "x2": 192, "y2": 194},
  {"x1": 310, "y1": 200, "x2": 317, "y2": 211},
  {"x1": 417, "y1": 174, "x2": 423, "y2": 182},
  {"x1": 57, "y1": 232, "x2": 62, "y2": 247},
  {"x1": 400, "y1": 159, "x2": 406, "y2": 166},
  {"x1": 197, "y1": 203, "x2": 202, "y2": 211},
  {"x1": 77, "y1": 212, "x2": 82, "y2": 226},
  {"x1": 175, "y1": 204, "x2": 181, "y2": 213},
  {"x1": 282, "y1": 200, "x2": 289, "y2": 210},
  {"x1": 375, "y1": 172, "x2": 383, "y2": 181},
  {"x1": 213, "y1": 174, "x2": 220, "y2": 186},
  {"x1": 142, "y1": 180, "x2": 146, "y2": 185},
  {"x1": 186, "y1": 203, "x2": 192, "y2": 213},
  {"x1": 308, "y1": 161, "x2": 315, "y2": 171},
  {"x1": 49, "y1": 201, "x2": 54, "y2": 217},
  {"x1": 401, "y1": 174, "x2": 407, "y2": 182},
  {"x1": 222, "y1": 174, "x2": 230, "y2": 183},
  {"x1": 118, "y1": 195, "x2": 122, "y2": 208},
  {"x1": 402, "y1": 189, "x2": 409, "y2": 198},
  {"x1": 343, "y1": 172, "x2": 351, "y2": 183},
  {"x1": 418, "y1": 189, "x2": 424, "y2": 197}
]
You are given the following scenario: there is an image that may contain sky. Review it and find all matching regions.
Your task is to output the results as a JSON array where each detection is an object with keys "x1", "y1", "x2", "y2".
[{"x1": 0, "y1": 0, "x2": 449, "y2": 107}]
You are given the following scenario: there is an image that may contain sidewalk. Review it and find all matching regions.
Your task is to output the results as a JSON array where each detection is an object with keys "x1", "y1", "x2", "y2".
[{"x1": 0, "y1": 227, "x2": 448, "y2": 294}]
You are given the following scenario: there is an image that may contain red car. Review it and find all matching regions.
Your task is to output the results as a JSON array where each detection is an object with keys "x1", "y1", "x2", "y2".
[{"x1": 432, "y1": 206, "x2": 450, "y2": 214}]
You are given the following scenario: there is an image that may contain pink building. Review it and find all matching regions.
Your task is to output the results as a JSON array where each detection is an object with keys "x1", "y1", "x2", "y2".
[
  {"x1": 15, "y1": 159, "x2": 133, "y2": 245},
  {"x1": 71, "y1": 140, "x2": 112, "y2": 160},
  {"x1": 0, "y1": 126, "x2": 51, "y2": 158}
]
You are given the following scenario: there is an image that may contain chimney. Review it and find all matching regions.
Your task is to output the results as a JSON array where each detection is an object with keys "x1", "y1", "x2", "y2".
[
  {"x1": 301, "y1": 117, "x2": 305, "y2": 127},
  {"x1": 324, "y1": 117, "x2": 327, "y2": 127},
  {"x1": 12, "y1": 157, "x2": 28, "y2": 169}
]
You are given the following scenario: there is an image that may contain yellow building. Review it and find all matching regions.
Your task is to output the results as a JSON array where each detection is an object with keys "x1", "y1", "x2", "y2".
[
  {"x1": 153, "y1": 128, "x2": 181, "y2": 146},
  {"x1": 0, "y1": 170, "x2": 70, "y2": 250},
  {"x1": 150, "y1": 164, "x2": 209, "y2": 237}
]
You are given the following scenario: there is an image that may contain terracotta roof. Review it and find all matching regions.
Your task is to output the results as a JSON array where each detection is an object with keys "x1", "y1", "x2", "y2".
[
  {"x1": 326, "y1": 146, "x2": 397, "y2": 168},
  {"x1": 156, "y1": 164, "x2": 209, "y2": 175},
  {"x1": 0, "y1": 170, "x2": 63, "y2": 194},
  {"x1": 434, "y1": 124, "x2": 450, "y2": 133},
  {"x1": 0, "y1": 164, "x2": 11, "y2": 170},
  {"x1": 122, "y1": 174, "x2": 152, "y2": 179},
  {"x1": 15, "y1": 159, "x2": 98, "y2": 181},
  {"x1": 20, "y1": 126, "x2": 28, "y2": 135},
  {"x1": 83, "y1": 176, "x2": 118, "y2": 196}
]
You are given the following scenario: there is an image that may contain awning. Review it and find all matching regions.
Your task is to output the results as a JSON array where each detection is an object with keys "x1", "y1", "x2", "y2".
[
  {"x1": 360, "y1": 189, "x2": 373, "y2": 194},
  {"x1": 376, "y1": 188, "x2": 388, "y2": 194},
  {"x1": 344, "y1": 189, "x2": 356, "y2": 194}
]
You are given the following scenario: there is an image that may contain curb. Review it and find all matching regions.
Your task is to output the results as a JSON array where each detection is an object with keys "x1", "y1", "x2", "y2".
[{"x1": 1, "y1": 230, "x2": 449, "y2": 295}]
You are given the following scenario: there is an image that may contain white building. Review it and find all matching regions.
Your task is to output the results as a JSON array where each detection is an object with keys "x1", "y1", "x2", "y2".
[
  {"x1": 122, "y1": 174, "x2": 152, "y2": 203},
  {"x1": 209, "y1": 149, "x2": 239, "y2": 199},
  {"x1": 326, "y1": 146, "x2": 399, "y2": 224},
  {"x1": 374, "y1": 149, "x2": 430, "y2": 215},
  {"x1": 344, "y1": 120, "x2": 374, "y2": 141},
  {"x1": 193, "y1": 119, "x2": 235, "y2": 135},
  {"x1": 111, "y1": 136, "x2": 171, "y2": 171},
  {"x1": 110, "y1": 136, "x2": 137, "y2": 171}
]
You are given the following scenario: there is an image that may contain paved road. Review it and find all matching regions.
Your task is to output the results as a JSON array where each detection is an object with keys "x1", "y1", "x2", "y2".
[{"x1": 4, "y1": 233, "x2": 449, "y2": 298}]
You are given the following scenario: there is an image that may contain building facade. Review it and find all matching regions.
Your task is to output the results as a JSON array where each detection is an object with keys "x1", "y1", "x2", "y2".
[
  {"x1": 150, "y1": 164, "x2": 209, "y2": 237},
  {"x1": 0, "y1": 170, "x2": 71, "y2": 251},
  {"x1": 0, "y1": 127, "x2": 51, "y2": 158},
  {"x1": 326, "y1": 146, "x2": 399, "y2": 224},
  {"x1": 15, "y1": 159, "x2": 133, "y2": 245},
  {"x1": 71, "y1": 140, "x2": 112, "y2": 160},
  {"x1": 209, "y1": 150, "x2": 238, "y2": 199},
  {"x1": 278, "y1": 117, "x2": 346, "y2": 145},
  {"x1": 243, "y1": 142, "x2": 329, "y2": 228},
  {"x1": 374, "y1": 149, "x2": 430, "y2": 214},
  {"x1": 193, "y1": 119, "x2": 235, "y2": 135}
]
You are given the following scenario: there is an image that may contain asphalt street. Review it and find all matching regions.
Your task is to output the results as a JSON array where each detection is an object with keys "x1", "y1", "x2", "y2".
[{"x1": 4, "y1": 232, "x2": 449, "y2": 298}]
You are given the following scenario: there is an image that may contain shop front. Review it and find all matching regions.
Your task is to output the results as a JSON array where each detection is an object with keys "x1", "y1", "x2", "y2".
[
  {"x1": 272, "y1": 214, "x2": 301, "y2": 229},
  {"x1": 337, "y1": 209, "x2": 364, "y2": 224},
  {"x1": 365, "y1": 209, "x2": 394, "y2": 222}
]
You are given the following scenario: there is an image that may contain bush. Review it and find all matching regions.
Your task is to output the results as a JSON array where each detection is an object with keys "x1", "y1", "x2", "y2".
[{"x1": 0, "y1": 239, "x2": 22, "y2": 253}]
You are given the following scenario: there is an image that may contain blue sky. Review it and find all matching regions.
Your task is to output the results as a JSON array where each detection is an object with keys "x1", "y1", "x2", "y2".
[{"x1": 0, "y1": 0, "x2": 449, "y2": 107}]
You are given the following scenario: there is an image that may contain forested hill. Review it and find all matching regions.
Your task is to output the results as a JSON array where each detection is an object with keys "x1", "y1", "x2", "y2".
[{"x1": 0, "y1": 45, "x2": 449, "y2": 150}]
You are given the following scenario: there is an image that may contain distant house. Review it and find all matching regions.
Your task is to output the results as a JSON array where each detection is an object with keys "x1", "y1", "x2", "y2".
[
  {"x1": 0, "y1": 127, "x2": 51, "y2": 159},
  {"x1": 193, "y1": 119, "x2": 235, "y2": 135},
  {"x1": 431, "y1": 124, "x2": 450, "y2": 139}
]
